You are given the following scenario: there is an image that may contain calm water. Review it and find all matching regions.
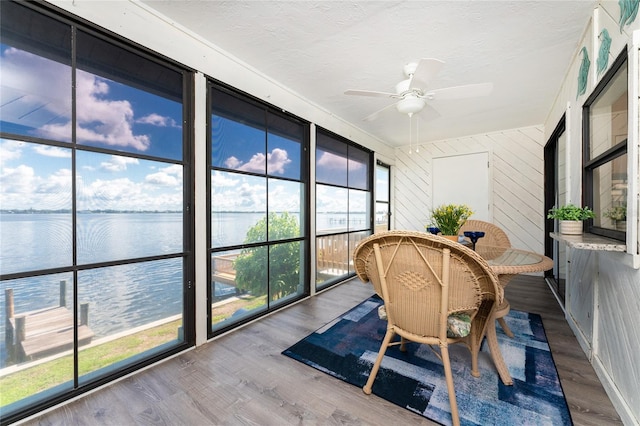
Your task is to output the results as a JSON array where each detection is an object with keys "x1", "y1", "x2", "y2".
[{"x1": 0, "y1": 211, "x2": 366, "y2": 366}]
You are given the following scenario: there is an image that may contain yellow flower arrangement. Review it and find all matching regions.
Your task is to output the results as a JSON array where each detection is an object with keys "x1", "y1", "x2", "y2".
[{"x1": 429, "y1": 203, "x2": 474, "y2": 236}]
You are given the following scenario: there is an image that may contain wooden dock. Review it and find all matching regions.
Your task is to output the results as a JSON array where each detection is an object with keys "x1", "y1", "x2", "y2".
[{"x1": 4, "y1": 281, "x2": 95, "y2": 363}]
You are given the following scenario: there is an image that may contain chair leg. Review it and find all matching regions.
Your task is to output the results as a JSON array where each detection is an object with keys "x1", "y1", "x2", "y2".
[
  {"x1": 399, "y1": 336, "x2": 407, "y2": 352},
  {"x1": 440, "y1": 345, "x2": 460, "y2": 426},
  {"x1": 497, "y1": 317, "x2": 514, "y2": 338},
  {"x1": 363, "y1": 329, "x2": 394, "y2": 395}
]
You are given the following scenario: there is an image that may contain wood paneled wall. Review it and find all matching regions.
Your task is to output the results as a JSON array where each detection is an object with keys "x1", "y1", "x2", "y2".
[{"x1": 393, "y1": 125, "x2": 546, "y2": 253}]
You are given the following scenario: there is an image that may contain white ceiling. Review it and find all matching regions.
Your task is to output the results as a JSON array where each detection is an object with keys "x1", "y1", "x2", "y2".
[{"x1": 140, "y1": 0, "x2": 596, "y2": 147}]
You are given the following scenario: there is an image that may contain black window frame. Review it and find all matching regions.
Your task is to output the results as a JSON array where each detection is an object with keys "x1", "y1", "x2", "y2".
[
  {"x1": 315, "y1": 127, "x2": 374, "y2": 290},
  {"x1": 206, "y1": 81, "x2": 311, "y2": 337},
  {"x1": 0, "y1": 2, "x2": 196, "y2": 423},
  {"x1": 582, "y1": 48, "x2": 628, "y2": 241}
]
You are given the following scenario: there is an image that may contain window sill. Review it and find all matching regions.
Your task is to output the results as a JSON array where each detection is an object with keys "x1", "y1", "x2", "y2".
[{"x1": 549, "y1": 232, "x2": 626, "y2": 252}]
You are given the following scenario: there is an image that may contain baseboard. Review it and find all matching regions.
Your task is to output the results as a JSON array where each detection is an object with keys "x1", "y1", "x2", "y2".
[
  {"x1": 592, "y1": 354, "x2": 640, "y2": 426},
  {"x1": 565, "y1": 311, "x2": 593, "y2": 361}
]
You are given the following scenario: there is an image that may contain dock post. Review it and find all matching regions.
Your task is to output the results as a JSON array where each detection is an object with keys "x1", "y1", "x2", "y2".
[
  {"x1": 5, "y1": 288, "x2": 15, "y2": 361},
  {"x1": 15, "y1": 315, "x2": 26, "y2": 342},
  {"x1": 15, "y1": 315, "x2": 26, "y2": 362},
  {"x1": 60, "y1": 280, "x2": 67, "y2": 307},
  {"x1": 80, "y1": 303, "x2": 89, "y2": 326}
]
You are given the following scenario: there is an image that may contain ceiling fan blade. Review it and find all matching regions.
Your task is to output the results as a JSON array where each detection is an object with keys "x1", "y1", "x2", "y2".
[
  {"x1": 344, "y1": 89, "x2": 398, "y2": 98},
  {"x1": 417, "y1": 103, "x2": 441, "y2": 122},
  {"x1": 426, "y1": 82, "x2": 493, "y2": 100},
  {"x1": 409, "y1": 58, "x2": 445, "y2": 90},
  {"x1": 363, "y1": 101, "x2": 399, "y2": 121}
]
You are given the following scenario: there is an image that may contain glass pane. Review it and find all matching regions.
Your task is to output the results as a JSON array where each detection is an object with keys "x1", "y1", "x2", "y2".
[
  {"x1": 0, "y1": 140, "x2": 72, "y2": 274},
  {"x1": 269, "y1": 241, "x2": 302, "y2": 303},
  {"x1": 349, "y1": 231, "x2": 371, "y2": 274},
  {"x1": 77, "y1": 259, "x2": 183, "y2": 381},
  {"x1": 211, "y1": 89, "x2": 266, "y2": 172},
  {"x1": 375, "y1": 202, "x2": 389, "y2": 232},
  {"x1": 348, "y1": 146, "x2": 370, "y2": 190},
  {"x1": 76, "y1": 151, "x2": 183, "y2": 265},
  {"x1": 589, "y1": 61, "x2": 627, "y2": 159},
  {"x1": 73, "y1": 68, "x2": 183, "y2": 160},
  {"x1": 267, "y1": 114, "x2": 302, "y2": 180},
  {"x1": 376, "y1": 165, "x2": 389, "y2": 202},
  {"x1": 0, "y1": 274, "x2": 75, "y2": 412},
  {"x1": 212, "y1": 246, "x2": 268, "y2": 331},
  {"x1": 268, "y1": 180, "x2": 303, "y2": 240},
  {"x1": 316, "y1": 234, "x2": 350, "y2": 285},
  {"x1": 0, "y1": 3, "x2": 72, "y2": 141},
  {"x1": 316, "y1": 132, "x2": 348, "y2": 186},
  {"x1": 211, "y1": 171, "x2": 266, "y2": 247},
  {"x1": 316, "y1": 185, "x2": 348, "y2": 235},
  {"x1": 76, "y1": 32, "x2": 183, "y2": 160},
  {"x1": 349, "y1": 189, "x2": 370, "y2": 232},
  {"x1": 593, "y1": 153, "x2": 628, "y2": 231}
]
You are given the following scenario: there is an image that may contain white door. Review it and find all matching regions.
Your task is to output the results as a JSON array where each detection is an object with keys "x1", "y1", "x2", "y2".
[{"x1": 432, "y1": 152, "x2": 490, "y2": 221}]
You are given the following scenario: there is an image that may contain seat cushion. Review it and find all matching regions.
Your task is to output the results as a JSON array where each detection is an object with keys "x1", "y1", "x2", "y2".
[
  {"x1": 447, "y1": 313, "x2": 471, "y2": 338},
  {"x1": 377, "y1": 305, "x2": 471, "y2": 338}
]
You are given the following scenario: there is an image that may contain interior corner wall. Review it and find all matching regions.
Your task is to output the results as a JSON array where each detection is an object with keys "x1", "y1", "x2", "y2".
[{"x1": 393, "y1": 125, "x2": 546, "y2": 253}]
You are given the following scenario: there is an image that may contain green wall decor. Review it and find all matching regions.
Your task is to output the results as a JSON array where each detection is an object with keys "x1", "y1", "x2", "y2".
[
  {"x1": 577, "y1": 47, "x2": 590, "y2": 99},
  {"x1": 597, "y1": 29, "x2": 612, "y2": 75},
  {"x1": 619, "y1": 0, "x2": 639, "y2": 32}
]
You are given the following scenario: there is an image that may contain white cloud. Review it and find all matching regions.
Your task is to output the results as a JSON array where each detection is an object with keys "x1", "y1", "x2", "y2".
[
  {"x1": 224, "y1": 148, "x2": 291, "y2": 174},
  {"x1": 224, "y1": 156, "x2": 242, "y2": 169},
  {"x1": 0, "y1": 165, "x2": 71, "y2": 210},
  {"x1": 145, "y1": 172, "x2": 179, "y2": 186},
  {"x1": 99, "y1": 156, "x2": 139, "y2": 173},
  {"x1": 266, "y1": 148, "x2": 292, "y2": 174},
  {"x1": 211, "y1": 170, "x2": 239, "y2": 188},
  {"x1": 137, "y1": 113, "x2": 180, "y2": 128},
  {"x1": 0, "y1": 139, "x2": 24, "y2": 167},
  {"x1": 317, "y1": 151, "x2": 363, "y2": 171},
  {"x1": 33, "y1": 145, "x2": 71, "y2": 158}
]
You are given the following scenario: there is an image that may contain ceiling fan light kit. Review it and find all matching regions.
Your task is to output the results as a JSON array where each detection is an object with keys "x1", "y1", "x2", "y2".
[{"x1": 396, "y1": 96, "x2": 425, "y2": 115}]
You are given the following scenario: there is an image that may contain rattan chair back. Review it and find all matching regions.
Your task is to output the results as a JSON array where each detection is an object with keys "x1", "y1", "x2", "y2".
[{"x1": 459, "y1": 219, "x2": 511, "y2": 248}]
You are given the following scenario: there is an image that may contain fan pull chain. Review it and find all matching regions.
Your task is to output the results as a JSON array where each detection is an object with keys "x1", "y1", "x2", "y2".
[
  {"x1": 408, "y1": 113, "x2": 413, "y2": 154},
  {"x1": 416, "y1": 118, "x2": 420, "y2": 153}
]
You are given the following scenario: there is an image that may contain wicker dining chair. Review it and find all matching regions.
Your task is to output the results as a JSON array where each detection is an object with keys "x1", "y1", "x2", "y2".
[
  {"x1": 459, "y1": 219, "x2": 511, "y2": 248},
  {"x1": 353, "y1": 231, "x2": 505, "y2": 426},
  {"x1": 458, "y1": 219, "x2": 515, "y2": 337}
]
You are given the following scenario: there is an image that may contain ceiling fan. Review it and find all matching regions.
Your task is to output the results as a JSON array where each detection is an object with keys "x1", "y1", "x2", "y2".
[{"x1": 344, "y1": 58, "x2": 493, "y2": 122}]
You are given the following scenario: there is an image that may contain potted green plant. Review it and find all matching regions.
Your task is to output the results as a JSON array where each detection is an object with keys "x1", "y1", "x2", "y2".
[
  {"x1": 547, "y1": 204, "x2": 595, "y2": 235},
  {"x1": 428, "y1": 203, "x2": 473, "y2": 240},
  {"x1": 604, "y1": 205, "x2": 626, "y2": 231}
]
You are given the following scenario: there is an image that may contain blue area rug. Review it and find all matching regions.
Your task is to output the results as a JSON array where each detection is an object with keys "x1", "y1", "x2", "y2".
[{"x1": 283, "y1": 295, "x2": 572, "y2": 426}]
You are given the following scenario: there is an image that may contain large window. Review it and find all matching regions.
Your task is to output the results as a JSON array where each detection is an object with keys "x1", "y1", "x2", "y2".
[
  {"x1": 583, "y1": 50, "x2": 628, "y2": 241},
  {"x1": 375, "y1": 161, "x2": 391, "y2": 233},
  {"x1": 0, "y1": 2, "x2": 192, "y2": 423},
  {"x1": 315, "y1": 129, "x2": 373, "y2": 289},
  {"x1": 208, "y1": 84, "x2": 309, "y2": 335}
]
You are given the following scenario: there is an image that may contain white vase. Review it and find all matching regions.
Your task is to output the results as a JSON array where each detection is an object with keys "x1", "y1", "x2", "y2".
[
  {"x1": 559, "y1": 220, "x2": 583, "y2": 235},
  {"x1": 616, "y1": 220, "x2": 626, "y2": 231}
]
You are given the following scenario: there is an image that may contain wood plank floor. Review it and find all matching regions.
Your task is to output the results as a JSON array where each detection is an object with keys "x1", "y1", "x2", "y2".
[{"x1": 21, "y1": 275, "x2": 622, "y2": 425}]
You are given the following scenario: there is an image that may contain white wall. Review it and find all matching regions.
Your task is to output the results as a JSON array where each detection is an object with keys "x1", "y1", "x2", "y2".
[
  {"x1": 543, "y1": 2, "x2": 640, "y2": 424},
  {"x1": 394, "y1": 125, "x2": 546, "y2": 254}
]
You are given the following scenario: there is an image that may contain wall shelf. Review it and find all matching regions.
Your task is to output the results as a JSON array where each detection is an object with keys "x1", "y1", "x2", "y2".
[{"x1": 549, "y1": 232, "x2": 626, "y2": 252}]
